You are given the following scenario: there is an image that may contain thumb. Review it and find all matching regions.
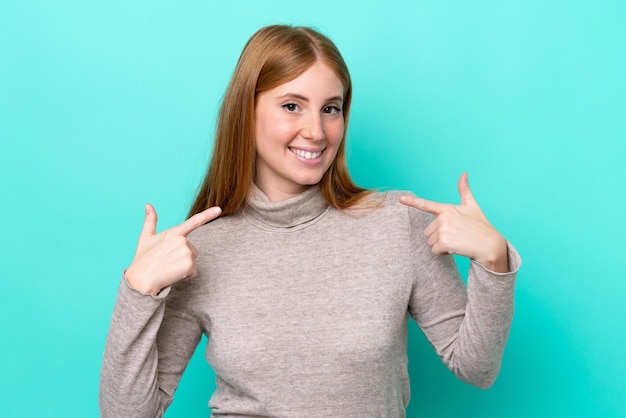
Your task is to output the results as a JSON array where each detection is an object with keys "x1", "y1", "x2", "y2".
[
  {"x1": 140, "y1": 203, "x2": 158, "y2": 237},
  {"x1": 458, "y1": 173, "x2": 477, "y2": 206}
]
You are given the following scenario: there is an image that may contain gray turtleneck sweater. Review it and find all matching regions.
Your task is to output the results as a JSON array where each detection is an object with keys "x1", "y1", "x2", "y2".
[{"x1": 99, "y1": 186, "x2": 520, "y2": 417}]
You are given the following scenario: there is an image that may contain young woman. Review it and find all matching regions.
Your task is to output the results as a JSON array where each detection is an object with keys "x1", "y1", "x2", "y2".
[{"x1": 100, "y1": 25, "x2": 520, "y2": 417}]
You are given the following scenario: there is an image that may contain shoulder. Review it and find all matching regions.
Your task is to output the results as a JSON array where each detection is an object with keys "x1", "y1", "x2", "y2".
[
  {"x1": 354, "y1": 189, "x2": 429, "y2": 214},
  {"x1": 349, "y1": 189, "x2": 433, "y2": 228},
  {"x1": 186, "y1": 211, "x2": 244, "y2": 247},
  {"x1": 332, "y1": 189, "x2": 429, "y2": 230},
  {"x1": 351, "y1": 189, "x2": 403, "y2": 209}
]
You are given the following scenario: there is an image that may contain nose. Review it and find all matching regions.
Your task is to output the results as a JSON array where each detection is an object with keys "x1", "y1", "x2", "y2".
[{"x1": 301, "y1": 112, "x2": 325, "y2": 141}]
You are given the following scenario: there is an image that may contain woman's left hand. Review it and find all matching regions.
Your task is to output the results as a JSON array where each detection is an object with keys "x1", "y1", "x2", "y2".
[{"x1": 399, "y1": 173, "x2": 509, "y2": 273}]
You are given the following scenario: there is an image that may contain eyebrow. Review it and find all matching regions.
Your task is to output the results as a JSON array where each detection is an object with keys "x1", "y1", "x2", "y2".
[{"x1": 277, "y1": 93, "x2": 344, "y2": 103}]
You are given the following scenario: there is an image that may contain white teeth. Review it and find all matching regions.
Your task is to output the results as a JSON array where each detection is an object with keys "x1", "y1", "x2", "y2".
[{"x1": 291, "y1": 148, "x2": 322, "y2": 160}]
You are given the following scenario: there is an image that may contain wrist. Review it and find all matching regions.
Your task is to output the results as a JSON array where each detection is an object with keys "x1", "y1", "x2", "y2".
[
  {"x1": 475, "y1": 235, "x2": 509, "y2": 273},
  {"x1": 124, "y1": 267, "x2": 162, "y2": 296}
]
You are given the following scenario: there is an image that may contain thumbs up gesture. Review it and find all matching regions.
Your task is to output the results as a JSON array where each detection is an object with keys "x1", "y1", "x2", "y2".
[
  {"x1": 125, "y1": 204, "x2": 222, "y2": 296},
  {"x1": 399, "y1": 173, "x2": 508, "y2": 273}
]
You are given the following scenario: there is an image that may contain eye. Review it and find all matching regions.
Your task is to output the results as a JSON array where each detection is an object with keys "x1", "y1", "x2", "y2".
[
  {"x1": 282, "y1": 102, "x2": 299, "y2": 112},
  {"x1": 322, "y1": 105, "x2": 342, "y2": 115}
]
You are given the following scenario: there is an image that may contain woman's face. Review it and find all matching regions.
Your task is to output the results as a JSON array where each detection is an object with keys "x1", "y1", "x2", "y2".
[{"x1": 254, "y1": 61, "x2": 345, "y2": 201}]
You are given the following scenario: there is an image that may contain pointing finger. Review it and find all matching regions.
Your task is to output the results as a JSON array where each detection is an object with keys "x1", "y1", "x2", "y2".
[
  {"x1": 458, "y1": 173, "x2": 477, "y2": 206},
  {"x1": 173, "y1": 206, "x2": 222, "y2": 236},
  {"x1": 140, "y1": 203, "x2": 158, "y2": 237},
  {"x1": 399, "y1": 195, "x2": 447, "y2": 215}
]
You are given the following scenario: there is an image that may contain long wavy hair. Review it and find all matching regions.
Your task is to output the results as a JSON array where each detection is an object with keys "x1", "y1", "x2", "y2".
[{"x1": 188, "y1": 25, "x2": 370, "y2": 217}]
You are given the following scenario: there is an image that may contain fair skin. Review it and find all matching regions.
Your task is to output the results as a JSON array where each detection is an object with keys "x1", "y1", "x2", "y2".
[
  {"x1": 125, "y1": 204, "x2": 222, "y2": 296},
  {"x1": 399, "y1": 173, "x2": 508, "y2": 273},
  {"x1": 254, "y1": 61, "x2": 345, "y2": 201},
  {"x1": 126, "y1": 63, "x2": 507, "y2": 296}
]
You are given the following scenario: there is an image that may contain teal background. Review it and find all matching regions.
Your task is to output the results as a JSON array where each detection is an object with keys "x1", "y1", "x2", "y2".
[{"x1": 1, "y1": 1, "x2": 625, "y2": 417}]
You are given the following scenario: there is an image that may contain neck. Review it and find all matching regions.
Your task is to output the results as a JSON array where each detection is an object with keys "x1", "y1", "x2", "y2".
[
  {"x1": 254, "y1": 181, "x2": 311, "y2": 202},
  {"x1": 244, "y1": 183, "x2": 328, "y2": 229}
]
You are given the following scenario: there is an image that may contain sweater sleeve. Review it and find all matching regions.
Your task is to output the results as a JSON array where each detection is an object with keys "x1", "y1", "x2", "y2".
[
  {"x1": 99, "y1": 276, "x2": 203, "y2": 417},
  {"x1": 407, "y1": 206, "x2": 521, "y2": 389}
]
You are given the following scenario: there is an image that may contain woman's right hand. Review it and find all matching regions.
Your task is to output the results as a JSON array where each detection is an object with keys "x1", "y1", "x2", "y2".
[{"x1": 125, "y1": 204, "x2": 222, "y2": 296}]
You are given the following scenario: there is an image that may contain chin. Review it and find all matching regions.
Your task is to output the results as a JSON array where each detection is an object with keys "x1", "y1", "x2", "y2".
[{"x1": 297, "y1": 173, "x2": 326, "y2": 187}]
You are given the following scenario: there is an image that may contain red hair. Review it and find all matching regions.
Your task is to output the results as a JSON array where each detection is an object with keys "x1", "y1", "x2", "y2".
[{"x1": 188, "y1": 25, "x2": 369, "y2": 217}]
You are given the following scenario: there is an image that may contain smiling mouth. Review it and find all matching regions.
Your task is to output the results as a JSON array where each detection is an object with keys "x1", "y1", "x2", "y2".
[{"x1": 289, "y1": 147, "x2": 323, "y2": 160}]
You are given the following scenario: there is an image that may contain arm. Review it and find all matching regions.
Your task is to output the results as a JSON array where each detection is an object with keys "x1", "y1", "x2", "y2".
[
  {"x1": 99, "y1": 277, "x2": 202, "y2": 417},
  {"x1": 99, "y1": 204, "x2": 221, "y2": 417},
  {"x1": 408, "y1": 230, "x2": 520, "y2": 388},
  {"x1": 401, "y1": 174, "x2": 521, "y2": 388}
]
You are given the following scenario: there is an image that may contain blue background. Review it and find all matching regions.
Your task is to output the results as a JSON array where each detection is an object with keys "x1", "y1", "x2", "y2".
[{"x1": 1, "y1": 1, "x2": 625, "y2": 416}]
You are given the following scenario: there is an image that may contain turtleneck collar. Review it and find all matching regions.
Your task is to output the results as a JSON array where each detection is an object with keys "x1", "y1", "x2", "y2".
[{"x1": 243, "y1": 183, "x2": 330, "y2": 230}]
